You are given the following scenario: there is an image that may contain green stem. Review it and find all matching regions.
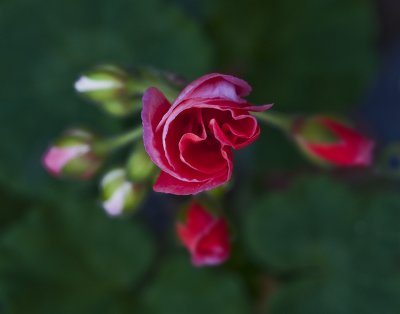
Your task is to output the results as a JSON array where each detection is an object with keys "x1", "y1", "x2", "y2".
[
  {"x1": 253, "y1": 111, "x2": 295, "y2": 132},
  {"x1": 126, "y1": 71, "x2": 181, "y2": 103},
  {"x1": 95, "y1": 127, "x2": 143, "y2": 154}
]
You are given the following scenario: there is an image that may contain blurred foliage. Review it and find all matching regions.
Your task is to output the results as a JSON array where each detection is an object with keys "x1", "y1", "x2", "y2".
[
  {"x1": 0, "y1": 198, "x2": 155, "y2": 313},
  {"x1": 245, "y1": 176, "x2": 400, "y2": 313},
  {"x1": 203, "y1": 0, "x2": 377, "y2": 171},
  {"x1": 0, "y1": 0, "x2": 390, "y2": 312},
  {"x1": 206, "y1": 0, "x2": 376, "y2": 113},
  {"x1": 141, "y1": 257, "x2": 251, "y2": 314},
  {"x1": 0, "y1": 0, "x2": 213, "y2": 200}
]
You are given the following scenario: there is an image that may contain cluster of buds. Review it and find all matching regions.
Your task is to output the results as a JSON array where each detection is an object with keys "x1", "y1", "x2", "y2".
[
  {"x1": 42, "y1": 66, "x2": 167, "y2": 216},
  {"x1": 43, "y1": 65, "x2": 379, "y2": 268},
  {"x1": 42, "y1": 128, "x2": 155, "y2": 216}
]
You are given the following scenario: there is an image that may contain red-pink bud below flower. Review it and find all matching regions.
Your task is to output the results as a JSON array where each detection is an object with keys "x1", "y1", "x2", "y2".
[
  {"x1": 42, "y1": 129, "x2": 104, "y2": 179},
  {"x1": 292, "y1": 116, "x2": 375, "y2": 167},
  {"x1": 176, "y1": 202, "x2": 230, "y2": 267}
]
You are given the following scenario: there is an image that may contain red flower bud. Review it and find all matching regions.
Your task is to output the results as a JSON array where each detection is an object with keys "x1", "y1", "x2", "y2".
[
  {"x1": 176, "y1": 202, "x2": 230, "y2": 267},
  {"x1": 293, "y1": 116, "x2": 375, "y2": 167}
]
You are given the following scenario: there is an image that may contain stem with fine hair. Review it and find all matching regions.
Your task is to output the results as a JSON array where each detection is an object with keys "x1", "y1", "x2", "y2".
[
  {"x1": 94, "y1": 127, "x2": 143, "y2": 154},
  {"x1": 253, "y1": 111, "x2": 295, "y2": 132}
]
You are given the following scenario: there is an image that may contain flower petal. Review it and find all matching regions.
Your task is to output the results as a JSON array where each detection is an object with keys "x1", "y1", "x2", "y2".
[
  {"x1": 174, "y1": 73, "x2": 252, "y2": 105},
  {"x1": 192, "y1": 219, "x2": 230, "y2": 267},
  {"x1": 208, "y1": 111, "x2": 260, "y2": 149},
  {"x1": 141, "y1": 87, "x2": 171, "y2": 170},
  {"x1": 161, "y1": 109, "x2": 212, "y2": 182},
  {"x1": 176, "y1": 203, "x2": 215, "y2": 251},
  {"x1": 179, "y1": 133, "x2": 227, "y2": 174},
  {"x1": 153, "y1": 169, "x2": 230, "y2": 195}
]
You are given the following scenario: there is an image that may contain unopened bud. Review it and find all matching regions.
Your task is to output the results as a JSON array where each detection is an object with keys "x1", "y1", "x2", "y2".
[
  {"x1": 176, "y1": 202, "x2": 230, "y2": 267},
  {"x1": 101, "y1": 168, "x2": 145, "y2": 216},
  {"x1": 42, "y1": 129, "x2": 104, "y2": 179},
  {"x1": 74, "y1": 65, "x2": 182, "y2": 117},
  {"x1": 126, "y1": 144, "x2": 156, "y2": 182},
  {"x1": 74, "y1": 65, "x2": 136, "y2": 116},
  {"x1": 75, "y1": 65, "x2": 128, "y2": 100},
  {"x1": 292, "y1": 116, "x2": 375, "y2": 167}
]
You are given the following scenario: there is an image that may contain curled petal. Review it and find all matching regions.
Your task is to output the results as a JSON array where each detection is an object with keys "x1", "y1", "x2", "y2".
[
  {"x1": 162, "y1": 108, "x2": 210, "y2": 181},
  {"x1": 153, "y1": 147, "x2": 231, "y2": 196},
  {"x1": 142, "y1": 87, "x2": 171, "y2": 170},
  {"x1": 179, "y1": 134, "x2": 227, "y2": 174},
  {"x1": 141, "y1": 74, "x2": 271, "y2": 195},
  {"x1": 153, "y1": 171, "x2": 228, "y2": 195},
  {"x1": 174, "y1": 73, "x2": 252, "y2": 105},
  {"x1": 161, "y1": 100, "x2": 264, "y2": 153},
  {"x1": 208, "y1": 112, "x2": 260, "y2": 149}
]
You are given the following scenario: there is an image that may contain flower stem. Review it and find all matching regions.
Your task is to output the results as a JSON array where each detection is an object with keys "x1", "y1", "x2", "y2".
[
  {"x1": 95, "y1": 127, "x2": 143, "y2": 154},
  {"x1": 253, "y1": 111, "x2": 294, "y2": 132}
]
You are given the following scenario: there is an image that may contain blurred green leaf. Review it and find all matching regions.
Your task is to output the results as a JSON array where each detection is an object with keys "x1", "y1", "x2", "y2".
[
  {"x1": 267, "y1": 268, "x2": 400, "y2": 314},
  {"x1": 0, "y1": 0, "x2": 213, "y2": 200},
  {"x1": 245, "y1": 176, "x2": 357, "y2": 270},
  {"x1": 267, "y1": 278, "x2": 352, "y2": 314},
  {"x1": 206, "y1": 0, "x2": 376, "y2": 112},
  {"x1": 244, "y1": 176, "x2": 400, "y2": 313},
  {"x1": 141, "y1": 256, "x2": 252, "y2": 314},
  {"x1": 0, "y1": 199, "x2": 155, "y2": 313},
  {"x1": 204, "y1": 0, "x2": 377, "y2": 172}
]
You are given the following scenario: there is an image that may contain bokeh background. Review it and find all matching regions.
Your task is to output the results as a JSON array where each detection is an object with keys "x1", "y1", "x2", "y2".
[{"x1": 1, "y1": 0, "x2": 400, "y2": 313}]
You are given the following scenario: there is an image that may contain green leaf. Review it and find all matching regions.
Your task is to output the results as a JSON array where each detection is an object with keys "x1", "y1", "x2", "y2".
[
  {"x1": 204, "y1": 0, "x2": 377, "y2": 172},
  {"x1": 0, "y1": 199, "x2": 155, "y2": 313},
  {"x1": 244, "y1": 176, "x2": 400, "y2": 313},
  {"x1": 267, "y1": 272, "x2": 400, "y2": 314},
  {"x1": 141, "y1": 256, "x2": 252, "y2": 314},
  {"x1": 267, "y1": 278, "x2": 353, "y2": 314},
  {"x1": 245, "y1": 176, "x2": 357, "y2": 270},
  {"x1": 207, "y1": 0, "x2": 376, "y2": 113},
  {"x1": 0, "y1": 0, "x2": 213, "y2": 200}
]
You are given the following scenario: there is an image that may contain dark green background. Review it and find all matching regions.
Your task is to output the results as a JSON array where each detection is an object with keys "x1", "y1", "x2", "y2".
[{"x1": 2, "y1": 0, "x2": 399, "y2": 313}]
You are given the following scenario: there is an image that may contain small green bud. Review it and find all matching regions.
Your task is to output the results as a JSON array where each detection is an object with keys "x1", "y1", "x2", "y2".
[
  {"x1": 75, "y1": 65, "x2": 128, "y2": 101},
  {"x1": 74, "y1": 65, "x2": 135, "y2": 117},
  {"x1": 100, "y1": 168, "x2": 146, "y2": 216},
  {"x1": 74, "y1": 65, "x2": 182, "y2": 117},
  {"x1": 126, "y1": 144, "x2": 156, "y2": 182}
]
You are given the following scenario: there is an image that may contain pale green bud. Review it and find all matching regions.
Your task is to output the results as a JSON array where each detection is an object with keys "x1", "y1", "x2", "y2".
[
  {"x1": 126, "y1": 145, "x2": 156, "y2": 182},
  {"x1": 100, "y1": 168, "x2": 146, "y2": 216}
]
